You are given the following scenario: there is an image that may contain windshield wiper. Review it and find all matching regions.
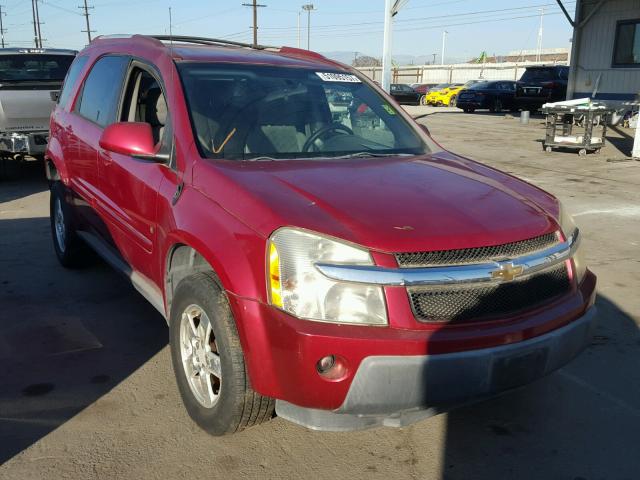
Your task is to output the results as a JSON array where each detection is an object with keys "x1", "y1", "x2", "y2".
[
  {"x1": 326, "y1": 152, "x2": 415, "y2": 160},
  {"x1": 244, "y1": 156, "x2": 278, "y2": 162}
]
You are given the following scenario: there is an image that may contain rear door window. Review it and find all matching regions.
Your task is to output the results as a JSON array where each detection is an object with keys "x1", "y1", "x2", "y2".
[
  {"x1": 58, "y1": 55, "x2": 88, "y2": 109},
  {"x1": 76, "y1": 55, "x2": 129, "y2": 127}
]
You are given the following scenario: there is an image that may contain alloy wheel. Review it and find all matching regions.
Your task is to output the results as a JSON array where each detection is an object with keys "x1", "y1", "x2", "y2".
[
  {"x1": 180, "y1": 304, "x2": 222, "y2": 408},
  {"x1": 54, "y1": 197, "x2": 66, "y2": 253}
]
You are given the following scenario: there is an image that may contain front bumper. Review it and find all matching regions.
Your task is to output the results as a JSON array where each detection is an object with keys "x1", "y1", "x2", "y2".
[
  {"x1": 0, "y1": 131, "x2": 48, "y2": 155},
  {"x1": 276, "y1": 305, "x2": 597, "y2": 431}
]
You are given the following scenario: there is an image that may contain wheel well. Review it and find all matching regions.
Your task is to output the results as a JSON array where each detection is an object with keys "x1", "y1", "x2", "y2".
[
  {"x1": 165, "y1": 245, "x2": 220, "y2": 315},
  {"x1": 45, "y1": 158, "x2": 60, "y2": 181}
]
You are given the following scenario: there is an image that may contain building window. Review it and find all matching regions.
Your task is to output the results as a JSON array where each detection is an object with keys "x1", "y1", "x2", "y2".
[{"x1": 613, "y1": 19, "x2": 640, "y2": 67}]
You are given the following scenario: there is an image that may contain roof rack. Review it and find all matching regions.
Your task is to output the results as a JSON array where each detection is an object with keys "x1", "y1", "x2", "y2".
[{"x1": 150, "y1": 35, "x2": 275, "y2": 51}]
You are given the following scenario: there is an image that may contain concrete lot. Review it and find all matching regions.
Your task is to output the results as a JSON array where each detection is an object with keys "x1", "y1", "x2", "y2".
[{"x1": 1, "y1": 108, "x2": 639, "y2": 479}]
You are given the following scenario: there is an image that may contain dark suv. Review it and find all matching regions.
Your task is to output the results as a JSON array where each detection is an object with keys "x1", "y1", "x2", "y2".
[
  {"x1": 515, "y1": 65, "x2": 570, "y2": 111},
  {"x1": 46, "y1": 35, "x2": 596, "y2": 436}
]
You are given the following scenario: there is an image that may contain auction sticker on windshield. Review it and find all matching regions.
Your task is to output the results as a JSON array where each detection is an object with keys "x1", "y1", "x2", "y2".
[{"x1": 316, "y1": 72, "x2": 361, "y2": 83}]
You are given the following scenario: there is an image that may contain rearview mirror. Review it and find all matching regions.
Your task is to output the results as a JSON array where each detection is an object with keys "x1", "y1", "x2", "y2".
[{"x1": 99, "y1": 122, "x2": 162, "y2": 160}]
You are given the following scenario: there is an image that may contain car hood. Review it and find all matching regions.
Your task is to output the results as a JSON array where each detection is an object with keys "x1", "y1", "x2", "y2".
[{"x1": 195, "y1": 152, "x2": 560, "y2": 253}]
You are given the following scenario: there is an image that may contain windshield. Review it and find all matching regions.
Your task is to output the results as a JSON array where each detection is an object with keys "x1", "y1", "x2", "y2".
[
  {"x1": 178, "y1": 63, "x2": 430, "y2": 160},
  {"x1": 0, "y1": 54, "x2": 74, "y2": 82}
]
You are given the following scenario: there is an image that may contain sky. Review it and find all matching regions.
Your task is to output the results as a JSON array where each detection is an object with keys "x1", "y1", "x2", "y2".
[{"x1": 2, "y1": 0, "x2": 576, "y2": 63}]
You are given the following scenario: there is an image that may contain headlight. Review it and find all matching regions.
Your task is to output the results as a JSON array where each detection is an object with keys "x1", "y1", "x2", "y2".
[
  {"x1": 558, "y1": 202, "x2": 587, "y2": 284},
  {"x1": 268, "y1": 228, "x2": 387, "y2": 325}
]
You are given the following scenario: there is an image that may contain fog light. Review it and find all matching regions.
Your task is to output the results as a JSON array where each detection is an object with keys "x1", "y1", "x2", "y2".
[
  {"x1": 316, "y1": 355, "x2": 335, "y2": 374},
  {"x1": 316, "y1": 355, "x2": 348, "y2": 381}
]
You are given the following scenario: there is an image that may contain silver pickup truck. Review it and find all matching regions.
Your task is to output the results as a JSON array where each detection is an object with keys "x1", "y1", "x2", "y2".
[{"x1": 0, "y1": 48, "x2": 76, "y2": 159}]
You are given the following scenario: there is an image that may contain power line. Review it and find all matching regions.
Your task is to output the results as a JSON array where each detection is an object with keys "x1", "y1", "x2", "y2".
[
  {"x1": 259, "y1": 1, "x2": 576, "y2": 31},
  {"x1": 241, "y1": 0, "x2": 266, "y2": 48},
  {"x1": 78, "y1": 0, "x2": 95, "y2": 43},
  {"x1": 257, "y1": 11, "x2": 567, "y2": 41}
]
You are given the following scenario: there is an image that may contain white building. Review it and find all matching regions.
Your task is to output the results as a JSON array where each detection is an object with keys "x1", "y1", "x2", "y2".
[{"x1": 566, "y1": 0, "x2": 640, "y2": 104}]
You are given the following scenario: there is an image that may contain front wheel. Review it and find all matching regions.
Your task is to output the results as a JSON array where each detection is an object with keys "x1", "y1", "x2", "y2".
[
  {"x1": 49, "y1": 181, "x2": 90, "y2": 268},
  {"x1": 169, "y1": 272, "x2": 274, "y2": 436},
  {"x1": 420, "y1": 95, "x2": 427, "y2": 106},
  {"x1": 449, "y1": 95, "x2": 457, "y2": 107}
]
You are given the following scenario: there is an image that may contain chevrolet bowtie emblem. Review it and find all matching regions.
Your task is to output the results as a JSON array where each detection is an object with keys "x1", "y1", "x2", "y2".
[{"x1": 491, "y1": 263, "x2": 524, "y2": 282}]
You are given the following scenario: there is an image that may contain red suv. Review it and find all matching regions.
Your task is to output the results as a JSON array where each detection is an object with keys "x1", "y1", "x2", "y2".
[{"x1": 46, "y1": 35, "x2": 597, "y2": 435}]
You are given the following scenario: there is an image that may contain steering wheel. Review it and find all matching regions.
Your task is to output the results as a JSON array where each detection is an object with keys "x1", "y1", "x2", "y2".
[{"x1": 302, "y1": 123, "x2": 354, "y2": 152}]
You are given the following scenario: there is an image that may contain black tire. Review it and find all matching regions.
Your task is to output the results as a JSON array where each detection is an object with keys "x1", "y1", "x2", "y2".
[
  {"x1": 50, "y1": 181, "x2": 89, "y2": 268},
  {"x1": 463, "y1": 108, "x2": 475, "y2": 113},
  {"x1": 449, "y1": 95, "x2": 457, "y2": 107},
  {"x1": 169, "y1": 272, "x2": 274, "y2": 436},
  {"x1": 420, "y1": 95, "x2": 427, "y2": 106}
]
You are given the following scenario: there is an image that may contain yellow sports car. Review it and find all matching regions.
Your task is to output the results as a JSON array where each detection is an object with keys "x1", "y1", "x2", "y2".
[{"x1": 427, "y1": 80, "x2": 484, "y2": 107}]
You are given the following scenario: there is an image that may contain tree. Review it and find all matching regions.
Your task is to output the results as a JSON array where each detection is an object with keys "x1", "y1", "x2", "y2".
[{"x1": 352, "y1": 55, "x2": 381, "y2": 67}]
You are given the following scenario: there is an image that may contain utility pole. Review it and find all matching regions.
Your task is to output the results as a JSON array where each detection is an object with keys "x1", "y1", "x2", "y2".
[
  {"x1": 34, "y1": 0, "x2": 42, "y2": 48},
  {"x1": 536, "y1": 7, "x2": 544, "y2": 62},
  {"x1": 431, "y1": 53, "x2": 436, "y2": 65},
  {"x1": 382, "y1": 0, "x2": 393, "y2": 91},
  {"x1": 633, "y1": 117, "x2": 640, "y2": 159},
  {"x1": 0, "y1": 5, "x2": 6, "y2": 49},
  {"x1": 297, "y1": 11, "x2": 300, "y2": 48},
  {"x1": 302, "y1": 4, "x2": 315, "y2": 50},
  {"x1": 31, "y1": 0, "x2": 39, "y2": 48},
  {"x1": 79, "y1": 0, "x2": 95, "y2": 44},
  {"x1": 242, "y1": 0, "x2": 266, "y2": 48},
  {"x1": 441, "y1": 30, "x2": 448, "y2": 65},
  {"x1": 382, "y1": 0, "x2": 408, "y2": 92}
]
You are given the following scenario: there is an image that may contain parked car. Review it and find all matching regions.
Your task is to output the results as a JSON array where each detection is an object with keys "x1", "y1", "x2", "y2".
[
  {"x1": 0, "y1": 47, "x2": 76, "y2": 160},
  {"x1": 457, "y1": 80, "x2": 517, "y2": 113},
  {"x1": 46, "y1": 34, "x2": 597, "y2": 435},
  {"x1": 389, "y1": 83, "x2": 422, "y2": 105},
  {"x1": 427, "y1": 80, "x2": 485, "y2": 107},
  {"x1": 426, "y1": 83, "x2": 459, "y2": 105},
  {"x1": 515, "y1": 65, "x2": 570, "y2": 111},
  {"x1": 412, "y1": 83, "x2": 439, "y2": 105}
]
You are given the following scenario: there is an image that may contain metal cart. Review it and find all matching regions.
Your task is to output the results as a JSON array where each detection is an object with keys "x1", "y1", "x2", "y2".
[{"x1": 541, "y1": 100, "x2": 615, "y2": 156}]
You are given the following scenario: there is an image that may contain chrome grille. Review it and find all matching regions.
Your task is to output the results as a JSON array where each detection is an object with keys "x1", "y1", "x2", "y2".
[
  {"x1": 408, "y1": 264, "x2": 570, "y2": 324},
  {"x1": 396, "y1": 232, "x2": 559, "y2": 267}
]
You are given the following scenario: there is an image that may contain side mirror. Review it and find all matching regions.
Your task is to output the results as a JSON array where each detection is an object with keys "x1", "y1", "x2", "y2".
[
  {"x1": 99, "y1": 122, "x2": 164, "y2": 161},
  {"x1": 50, "y1": 90, "x2": 60, "y2": 102},
  {"x1": 419, "y1": 124, "x2": 430, "y2": 136}
]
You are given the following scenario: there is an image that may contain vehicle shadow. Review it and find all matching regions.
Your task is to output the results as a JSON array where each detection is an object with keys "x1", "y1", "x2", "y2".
[
  {"x1": 0, "y1": 216, "x2": 168, "y2": 464},
  {"x1": 439, "y1": 294, "x2": 640, "y2": 479},
  {"x1": 0, "y1": 159, "x2": 49, "y2": 204},
  {"x1": 607, "y1": 125, "x2": 635, "y2": 157}
]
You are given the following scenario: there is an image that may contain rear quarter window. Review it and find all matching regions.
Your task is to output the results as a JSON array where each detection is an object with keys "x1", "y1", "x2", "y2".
[
  {"x1": 75, "y1": 55, "x2": 129, "y2": 127},
  {"x1": 58, "y1": 56, "x2": 88, "y2": 109}
]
